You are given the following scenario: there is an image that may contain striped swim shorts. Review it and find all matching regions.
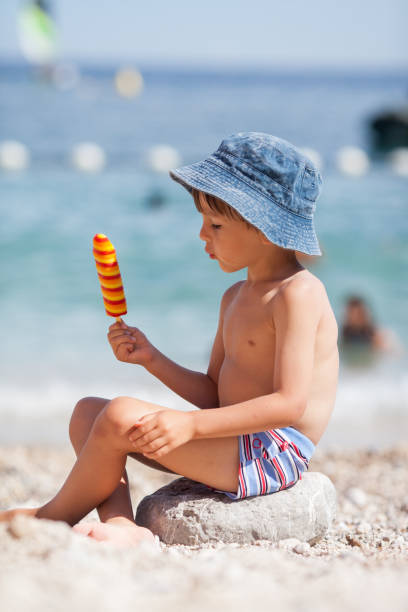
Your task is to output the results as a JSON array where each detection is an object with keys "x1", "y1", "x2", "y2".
[{"x1": 214, "y1": 426, "x2": 315, "y2": 500}]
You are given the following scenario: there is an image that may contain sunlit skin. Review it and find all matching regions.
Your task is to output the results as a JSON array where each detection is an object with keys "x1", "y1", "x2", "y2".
[{"x1": 0, "y1": 192, "x2": 339, "y2": 548}]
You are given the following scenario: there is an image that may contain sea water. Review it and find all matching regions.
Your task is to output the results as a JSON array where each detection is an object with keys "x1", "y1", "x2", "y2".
[{"x1": 0, "y1": 64, "x2": 407, "y2": 447}]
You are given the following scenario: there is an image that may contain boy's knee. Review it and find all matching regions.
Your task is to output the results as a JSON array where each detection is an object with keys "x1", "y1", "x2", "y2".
[
  {"x1": 93, "y1": 396, "x2": 138, "y2": 440},
  {"x1": 69, "y1": 396, "x2": 106, "y2": 442}
]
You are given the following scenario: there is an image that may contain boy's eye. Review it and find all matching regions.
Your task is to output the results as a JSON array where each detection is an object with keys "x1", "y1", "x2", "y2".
[{"x1": 211, "y1": 224, "x2": 222, "y2": 230}]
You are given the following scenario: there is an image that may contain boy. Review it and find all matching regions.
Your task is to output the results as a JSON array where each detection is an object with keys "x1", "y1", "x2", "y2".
[{"x1": 0, "y1": 133, "x2": 338, "y2": 548}]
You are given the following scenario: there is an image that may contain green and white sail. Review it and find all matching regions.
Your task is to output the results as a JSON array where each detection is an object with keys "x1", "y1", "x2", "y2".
[{"x1": 18, "y1": 1, "x2": 58, "y2": 65}]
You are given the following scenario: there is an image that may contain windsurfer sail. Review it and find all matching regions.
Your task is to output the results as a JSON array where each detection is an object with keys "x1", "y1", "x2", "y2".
[{"x1": 18, "y1": 1, "x2": 58, "y2": 65}]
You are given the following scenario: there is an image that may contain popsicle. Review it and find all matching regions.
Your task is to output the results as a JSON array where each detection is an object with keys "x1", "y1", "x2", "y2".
[{"x1": 93, "y1": 233, "x2": 127, "y2": 320}]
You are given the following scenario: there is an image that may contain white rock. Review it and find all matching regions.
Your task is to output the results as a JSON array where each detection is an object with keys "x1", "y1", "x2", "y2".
[
  {"x1": 356, "y1": 522, "x2": 372, "y2": 534},
  {"x1": 337, "y1": 521, "x2": 350, "y2": 531},
  {"x1": 293, "y1": 541, "x2": 311, "y2": 555},
  {"x1": 346, "y1": 487, "x2": 367, "y2": 508},
  {"x1": 278, "y1": 538, "x2": 301, "y2": 550},
  {"x1": 135, "y1": 472, "x2": 336, "y2": 546}
]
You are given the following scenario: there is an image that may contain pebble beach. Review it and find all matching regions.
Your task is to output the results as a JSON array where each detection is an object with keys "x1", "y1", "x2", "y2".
[{"x1": 1, "y1": 443, "x2": 407, "y2": 611}]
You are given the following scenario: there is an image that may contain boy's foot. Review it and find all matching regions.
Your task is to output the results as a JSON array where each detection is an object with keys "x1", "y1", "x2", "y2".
[
  {"x1": 72, "y1": 516, "x2": 156, "y2": 548},
  {"x1": 0, "y1": 507, "x2": 38, "y2": 522}
]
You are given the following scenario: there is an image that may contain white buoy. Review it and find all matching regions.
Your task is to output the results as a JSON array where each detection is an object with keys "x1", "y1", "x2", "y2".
[
  {"x1": 336, "y1": 146, "x2": 370, "y2": 177},
  {"x1": 114, "y1": 67, "x2": 143, "y2": 98},
  {"x1": 0, "y1": 140, "x2": 30, "y2": 171},
  {"x1": 389, "y1": 148, "x2": 408, "y2": 177},
  {"x1": 71, "y1": 142, "x2": 106, "y2": 173},
  {"x1": 299, "y1": 147, "x2": 323, "y2": 171},
  {"x1": 147, "y1": 145, "x2": 181, "y2": 173}
]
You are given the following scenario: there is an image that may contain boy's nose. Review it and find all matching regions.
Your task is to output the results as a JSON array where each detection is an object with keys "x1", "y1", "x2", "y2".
[{"x1": 199, "y1": 224, "x2": 207, "y2": 241}]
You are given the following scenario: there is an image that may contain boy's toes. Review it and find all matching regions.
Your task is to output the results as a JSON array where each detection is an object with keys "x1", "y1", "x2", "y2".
[{"x1": 72, "y1": 521, "x2": 98, "y2": 537}]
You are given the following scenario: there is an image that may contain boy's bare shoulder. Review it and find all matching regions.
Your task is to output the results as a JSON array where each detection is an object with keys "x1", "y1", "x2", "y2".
[
  {"x1": 220, "y1": 281, "x2": 244, "y2": 308},
  {"x1": 273, "y1": 270, "x2": 328, "y2": 318}
]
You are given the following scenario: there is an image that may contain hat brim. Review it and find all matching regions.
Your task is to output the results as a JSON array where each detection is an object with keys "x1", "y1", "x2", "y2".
[{"x1": 169, "y1": 158, "x2": 322, "y2": 256}]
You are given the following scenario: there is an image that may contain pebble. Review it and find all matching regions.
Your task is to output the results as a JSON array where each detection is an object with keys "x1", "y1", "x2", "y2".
[
  {"x1": 278, "y1": 538, "x2": 301, "y2": 550},
  {"x1": 346, "y1": 487, "x2": 367, "y2": 508},
  {"x1": 293, "y1": 542, "x2": 311, "y2": 555},
  {"x1": 356, "y1": 522, "x2": 372, "y2": 534}
]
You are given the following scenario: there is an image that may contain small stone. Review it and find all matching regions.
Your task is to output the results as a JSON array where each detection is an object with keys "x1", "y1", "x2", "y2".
[
  {"x1": 356, "y1": 522, "x2": 372, "y2": 534},
  {"x1": 278, "y1": 538, "x2": 301, "y2": 550},
  {"x1": 375, "y1": 513, "x2": 387, "y2": 524},
  {"x1": 337, "y1": 521, "x2": 350, "y2": 531},
  {"x1": 135, "y1": 472, "x2": 336, "y2": 546},
  {"x1": 392, "y1": 536, "x2": 405, "y2": 548},
  {"x1": 346, "y1": 534, "x2": 362, "y2": 547},
  {"x1": 399, "y1": 496, "x2": 408, "y2": 512},
  {"x1": 346, "y1": 487, "x2": 367, "y2": 508},
  {"x1": 7, "y1": 515, "x2": 37, "y2": 539},
  {"x1": 293, "y1": 542, "x2": 311, "y2": 555}
]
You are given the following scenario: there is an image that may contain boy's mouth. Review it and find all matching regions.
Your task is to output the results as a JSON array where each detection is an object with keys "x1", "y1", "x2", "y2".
[{"x1": 205, "y1": 248, "x2": 216, "y2": 259}]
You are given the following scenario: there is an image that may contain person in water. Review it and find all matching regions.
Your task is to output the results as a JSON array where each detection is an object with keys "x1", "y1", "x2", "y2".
[
  {"x1": 0, "y1": 133, "x2": 339, "y2": 548},
  {"x1": 340, "y1": 295, "x2": 391, "y2": 351}
]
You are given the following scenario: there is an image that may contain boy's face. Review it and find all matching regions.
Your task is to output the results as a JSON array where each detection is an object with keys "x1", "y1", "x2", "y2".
[{"x1": 198, "y1": 196, "x2": 265, "y2": 273}]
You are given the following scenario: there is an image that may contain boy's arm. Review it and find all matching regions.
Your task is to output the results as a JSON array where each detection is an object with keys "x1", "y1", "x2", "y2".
[
  {"x1": 144, "y1": 284, "x2": 236, "y2": 409},
  {"x1": 191, "y1": 280, "x2": 322, "y2": 437}
]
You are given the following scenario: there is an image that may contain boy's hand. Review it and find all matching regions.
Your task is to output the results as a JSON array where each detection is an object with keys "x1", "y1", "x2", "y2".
[
  {"x1": 128, "y1": 410, "x2": 195, "y2": 459},
  {"x1": 107, "y1": 321, "x2": 156, "y2": 366}
]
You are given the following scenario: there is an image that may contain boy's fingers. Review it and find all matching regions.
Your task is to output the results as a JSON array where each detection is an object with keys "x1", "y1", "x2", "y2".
[
  {"x1": 129, "y1": 427, "x2": 159, "y2": 445},
  {"x1": 143, "y1": 443, "x2": 170, "y2": 459},
  {"x1": 135, "y1": 412, "x2": 158, "y2": 425},
  {"x1": 108, "y1": 321, "x2": 123, "y2": 331},
  {"x1": 108, "y1": 330, "x2": 135, "y2": 342},
  {"x1": 108, "y1": 330, "x2": 138, "y2": 341},
  {"x1": 140, "y1": 437, "x2": 167, "y2": 453},
  {"x1": 129, "y1": 419, "x2": 158, "y2": 442},
  {"x1": 110, "y1": 337, "x2": 138, "y2": 350}
]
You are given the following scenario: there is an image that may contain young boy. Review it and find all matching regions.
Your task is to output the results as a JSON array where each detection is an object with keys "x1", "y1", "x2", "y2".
[{"x1": 0, "y1": 132, "x2": 338, "y2": 548}]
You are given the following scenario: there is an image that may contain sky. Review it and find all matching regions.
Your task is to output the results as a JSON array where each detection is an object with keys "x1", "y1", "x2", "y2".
[{"x1": 0, "y1": 0, "x2": 407, "y2": 70}]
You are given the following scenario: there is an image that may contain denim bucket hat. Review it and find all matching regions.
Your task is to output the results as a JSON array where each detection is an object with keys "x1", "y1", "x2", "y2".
[{"x1": 169, "y1": 132, "x2": 323, "y2": 255}]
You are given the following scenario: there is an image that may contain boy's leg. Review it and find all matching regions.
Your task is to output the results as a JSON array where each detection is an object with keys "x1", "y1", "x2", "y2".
[
  {"x1": 69, "y1": 397, "x2": 177, "y2": 524},
  {"x1": 24, "y1": 396, "x2": 238, "y2": 527},
  {"x1": 69, "y1": 397, "x2": 135, "y2": 525}
]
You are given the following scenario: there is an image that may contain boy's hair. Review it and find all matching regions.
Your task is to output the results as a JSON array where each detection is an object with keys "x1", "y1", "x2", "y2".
[{"x1": 191, "y1": 188, "x2": 256, "y2": 231}]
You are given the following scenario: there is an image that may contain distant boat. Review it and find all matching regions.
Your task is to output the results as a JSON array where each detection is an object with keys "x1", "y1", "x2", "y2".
[{"x1": 369, "y1": 105, "x2": 408, "y2": 153}]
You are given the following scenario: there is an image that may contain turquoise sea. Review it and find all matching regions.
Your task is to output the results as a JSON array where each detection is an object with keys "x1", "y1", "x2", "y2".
[{"x1": 0, "y1": 63, "x2": 407, "y2": 447}]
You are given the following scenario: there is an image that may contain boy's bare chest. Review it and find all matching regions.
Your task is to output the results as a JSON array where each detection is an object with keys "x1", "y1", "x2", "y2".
[{"x1": 222, "y1": 293, "x2": 276, "y2": 360}]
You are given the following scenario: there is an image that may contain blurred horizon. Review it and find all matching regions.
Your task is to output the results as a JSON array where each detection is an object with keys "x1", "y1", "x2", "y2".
[
  {"x1": 1, "y1": 58, "x2": 408, "y2": 76},
  {"x1": 1, "y1": 0, "x2": 407, "y2": 71}
]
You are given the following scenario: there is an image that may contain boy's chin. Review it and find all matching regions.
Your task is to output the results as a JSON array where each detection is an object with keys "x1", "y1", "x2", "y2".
[{"x1": 217, "y1": 260, "x2": 245, "y2": 274}]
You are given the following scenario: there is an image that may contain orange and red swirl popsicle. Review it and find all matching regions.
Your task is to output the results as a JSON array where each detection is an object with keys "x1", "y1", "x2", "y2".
[{"x1": 93, "y1": 233, "x2": 127, "y2": 320}]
